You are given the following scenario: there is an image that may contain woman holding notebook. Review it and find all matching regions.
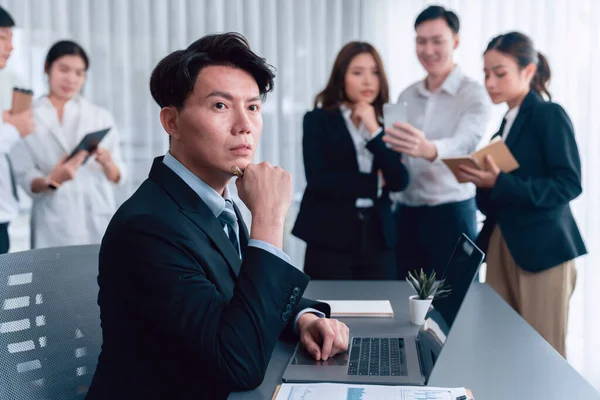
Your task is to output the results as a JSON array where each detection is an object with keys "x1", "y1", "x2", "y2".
[
  {"x1": 457, "y1": 32, "x2": 586, "y2": 358},
  {"x1": 9, "y1": 40, "x2": 125, "y2": 248},
  {"x1": 292, "y1": 42, "x2": 409, "y2": 280}
]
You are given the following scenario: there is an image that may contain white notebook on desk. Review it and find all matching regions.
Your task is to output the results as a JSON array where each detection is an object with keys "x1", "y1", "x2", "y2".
[{"x1": 318, "y1": 300, "x2": 394, "y2": 317}]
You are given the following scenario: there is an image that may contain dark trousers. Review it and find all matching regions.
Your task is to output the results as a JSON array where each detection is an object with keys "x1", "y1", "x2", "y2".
[
  {"x1": 0, "y1": 223, "x2": 9, "y2": 255},
  {"x1": 394, "y1": 198, "x2": 477, "y2": 280},
  {"x1": 303, "y1": 208, "x2": 396, "y2": 280}
]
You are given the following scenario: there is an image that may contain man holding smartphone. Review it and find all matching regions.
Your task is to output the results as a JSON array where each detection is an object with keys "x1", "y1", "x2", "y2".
[
  {"x1": 383, "y1": 5, "x2": 491, "y2": 279},
  {"x1": 0, "y1": 6, "x2": 34, "y2": 254}
]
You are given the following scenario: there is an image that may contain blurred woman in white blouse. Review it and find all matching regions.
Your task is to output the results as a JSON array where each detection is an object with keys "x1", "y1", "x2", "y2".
[{"x1": 10, "y1": 40, "x2": 125, "y2": 248}]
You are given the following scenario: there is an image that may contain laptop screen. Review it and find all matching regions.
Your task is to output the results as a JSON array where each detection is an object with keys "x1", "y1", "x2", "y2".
[{"x1": 416, "y1": 234, "x2": 484, "y2": 381}]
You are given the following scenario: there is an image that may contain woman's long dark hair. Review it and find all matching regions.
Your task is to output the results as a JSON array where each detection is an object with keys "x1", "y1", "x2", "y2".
[
  {"x1": 45, "y1": 40, "x2": 90, "y2": 72},
  {"x1": 314, "y1": 42, "x2": 389, "y2": 119},
  {"x1": 485, "y1": 31, "x2": 551, "y2": 100}
]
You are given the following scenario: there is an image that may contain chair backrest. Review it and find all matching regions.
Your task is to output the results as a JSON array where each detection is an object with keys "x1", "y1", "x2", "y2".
[{"x1": 0, "y1": 245, "x2": 101, "y2": 400}]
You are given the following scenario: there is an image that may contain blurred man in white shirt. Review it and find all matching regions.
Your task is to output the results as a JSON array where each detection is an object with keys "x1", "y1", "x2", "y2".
[
  {"x1": 383, "y1": 5, "x2": 491, "y2": 278},
  {"x1": 0, "y1": 6, "x2": 35, "y2": 254}
]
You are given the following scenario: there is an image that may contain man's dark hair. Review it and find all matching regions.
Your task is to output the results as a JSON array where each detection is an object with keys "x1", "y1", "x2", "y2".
[
  {"x1": 150, "y1": 32, "x2": 275, "y2": 109},
  {"x1": 0, "y1": 6, "x2": 15, "y2": 28},
  {"x1": 414, "y1": 5, "x2": 459, "y2": 34}
]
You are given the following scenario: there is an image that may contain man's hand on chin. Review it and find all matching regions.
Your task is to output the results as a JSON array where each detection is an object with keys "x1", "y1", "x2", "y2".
[{"x1": 296, "y1": 313, "x2": 350, "y2": 361}]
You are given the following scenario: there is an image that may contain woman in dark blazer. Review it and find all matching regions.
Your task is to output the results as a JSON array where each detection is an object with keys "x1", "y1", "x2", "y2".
[
  {"x1": 292, "y1": 42, "x2": 409, "y2": 280},
  {"x1": 458, "y1": 32, "x2": 586, "y2": 358}
]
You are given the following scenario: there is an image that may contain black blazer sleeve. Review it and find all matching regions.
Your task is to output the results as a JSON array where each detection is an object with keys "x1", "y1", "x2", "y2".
[
  {"x1": 279, "y1": 298, "x2": 331, "y2": 341},
  {"x1": 491, "y1": 103, "x2": 582, "y2": 209},
  {"x1": 476, "y1": 189, "x2": 492, "y2": 216},
  {"x1": 113, "y1": 215, "x2": 314, "y2": 391},
  {"x1": 366, "y1": 132, "x2": 410, "y2": 192},
  {"x1": 303, "y1": 110, "x2": 378, "y2": 200}
]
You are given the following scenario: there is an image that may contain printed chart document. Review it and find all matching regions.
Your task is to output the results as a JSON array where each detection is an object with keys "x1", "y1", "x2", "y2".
[
  {"x1": 273, "y1": 383, "x2": 468, "y2": 400},
  {"x1": 318, "y1": 300, "x2": 394, "y2": 317}
]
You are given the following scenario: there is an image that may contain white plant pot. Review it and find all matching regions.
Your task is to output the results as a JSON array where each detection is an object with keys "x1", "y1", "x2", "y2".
[{"x1": 409, "y1": 295, "x2": 433, "y2": 325}]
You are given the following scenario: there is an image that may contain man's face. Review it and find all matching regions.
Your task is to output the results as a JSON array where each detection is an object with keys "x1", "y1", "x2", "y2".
[
  {"x1": 0, "y1": 27, "x2": 13, "y2": 69},
  {"x1": 415, "y1": 18, "x2": 457, "y2": 77},
  {"x1": 169, "y1": 65, "x2": 263, "y2": 183}
]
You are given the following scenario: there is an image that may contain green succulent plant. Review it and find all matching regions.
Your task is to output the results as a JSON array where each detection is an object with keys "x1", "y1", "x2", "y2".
[{"x1": 406, "y1": 269, "x2": 451, "y2": 300}]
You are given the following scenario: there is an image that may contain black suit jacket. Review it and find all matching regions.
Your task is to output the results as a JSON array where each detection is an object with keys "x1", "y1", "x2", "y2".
[
  {"x1": 86, "y1": 157, "x2": 330, "y2": 400},
  {"x1": 476, "y1": 91, "x2": 587, "y2": 272},
  {"x1": 292, "y1": 108, "x2": 409, "y2": 250}
]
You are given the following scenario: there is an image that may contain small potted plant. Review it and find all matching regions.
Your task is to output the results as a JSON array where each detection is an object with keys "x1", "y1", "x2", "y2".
[{"x1": 406, "y1": 269, "x2": 451, "y2": 325}]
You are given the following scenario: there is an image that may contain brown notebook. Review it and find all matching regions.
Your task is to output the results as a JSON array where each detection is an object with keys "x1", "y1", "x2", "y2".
[
  {"x1": 11, "y1": 88, "x2": 33, "y2": 114},
  {"x1": 442, "y1": 137, "x2": 519, "y2": 183}
]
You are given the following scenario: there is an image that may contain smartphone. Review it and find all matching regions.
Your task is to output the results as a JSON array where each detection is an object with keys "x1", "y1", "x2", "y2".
[
  {"x1": 383, "y1": 101, "x2": 408, "y2": 129},
  {"x1": 383, "y1": 102, "x2": 408, "y2": 148}
]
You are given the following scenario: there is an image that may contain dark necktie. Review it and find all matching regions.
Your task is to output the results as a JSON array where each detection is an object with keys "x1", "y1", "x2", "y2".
[
  {"x1": 218, "y1": 199, "x2": 240, "y2": 257},
  {"x1": 5, "y1": 154, "x2": 18, "y2": 201}
]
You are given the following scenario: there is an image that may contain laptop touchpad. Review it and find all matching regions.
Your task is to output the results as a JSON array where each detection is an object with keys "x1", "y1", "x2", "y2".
[{"x1": 291, "y1": 345, "x2": 349, "y2": 366}]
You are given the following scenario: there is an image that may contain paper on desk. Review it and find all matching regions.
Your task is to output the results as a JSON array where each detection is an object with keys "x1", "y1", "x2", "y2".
[
  {"x1": 274, "y1": 383, "x2": 467, "y2": 400},
  {"x1": 318, "y1": 300, "x2": 394, "y2": 317}
]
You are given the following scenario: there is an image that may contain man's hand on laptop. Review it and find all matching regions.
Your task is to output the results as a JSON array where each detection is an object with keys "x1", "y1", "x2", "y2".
[{"x1": 297, "y1": 313, "x2": 349, "y2": 361}]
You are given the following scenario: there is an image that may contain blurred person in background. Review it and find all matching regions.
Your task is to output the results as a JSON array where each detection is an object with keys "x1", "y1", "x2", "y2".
[
  {"x1": 0, "y1": 6, "x2": 35, "y2": 254},
  {"x1": 10, "y1": 40, "x2": 125, "y2": 248},
  {"x1": 293, "y1": 41, "x2": 409, "y2": 280}
]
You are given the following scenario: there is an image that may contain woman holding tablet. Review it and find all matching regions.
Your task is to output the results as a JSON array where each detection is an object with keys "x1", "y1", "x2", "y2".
[{"x1": 10, "y1": 40, "x2": 125, "y2": 248}]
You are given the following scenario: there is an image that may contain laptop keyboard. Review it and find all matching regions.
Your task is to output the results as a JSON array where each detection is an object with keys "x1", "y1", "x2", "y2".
[{"x1": 347, "y1": 337, "x2": 408, "y2": 376}]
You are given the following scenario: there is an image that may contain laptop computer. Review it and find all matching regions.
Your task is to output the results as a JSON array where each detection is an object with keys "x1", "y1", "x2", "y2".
[{"x1": 282, "y1": 233, "x2": 484, "y2": 386}]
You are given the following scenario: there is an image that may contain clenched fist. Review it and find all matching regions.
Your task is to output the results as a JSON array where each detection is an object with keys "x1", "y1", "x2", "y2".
[{"x1": 235, "y1": 162, "x2": 292, "y2": 249}]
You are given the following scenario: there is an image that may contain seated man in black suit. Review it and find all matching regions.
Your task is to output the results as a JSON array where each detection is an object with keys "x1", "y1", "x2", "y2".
[{"x1": 86, "y1": 32, "x2": 349, "y2": 400}]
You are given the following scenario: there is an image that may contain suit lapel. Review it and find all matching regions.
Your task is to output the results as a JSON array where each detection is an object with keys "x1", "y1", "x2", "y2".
[
  {"x1": 328, "y1": 109, "x2": 361, "y2": 172},
  {"x1": 490, "y1": 122, "x2": 504, "y2": 142},
  {"x1": 149, "y1": 158, "x2": 242, "y2": 278},
  {"x1": 504, "y1": 91, "x2": 539, "y2": 149},
  {"x1": 181, "y1": 208, "x2": 242, "y2": 278},
  {"x1": 504, "y1": 111, "x2": 527, "y2": 149}
]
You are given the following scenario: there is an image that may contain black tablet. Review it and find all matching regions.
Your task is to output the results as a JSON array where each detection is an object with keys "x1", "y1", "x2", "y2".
[{"x1": 67, "y1": 127, "x2": 111, "y2": 161}]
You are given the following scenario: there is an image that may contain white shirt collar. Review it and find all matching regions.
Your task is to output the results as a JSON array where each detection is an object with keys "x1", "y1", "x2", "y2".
[
  {"x1": 37, "y1": 94, "x2": 82, "y2": 108},
  {"x1": 505, "y1": 106, "x2": 520, "y2": 123},
  {"x1": 340, "y1": 103, "x2": 353, "y2": 119},
  {"x1": 417, "y1": 65, "x2": 463, "y2": 97}
]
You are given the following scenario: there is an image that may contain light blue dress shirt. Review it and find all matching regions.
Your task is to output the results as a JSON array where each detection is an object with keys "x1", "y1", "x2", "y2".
[{"x1": 162, "y1": 152, "x2": 324, "y2": 331}]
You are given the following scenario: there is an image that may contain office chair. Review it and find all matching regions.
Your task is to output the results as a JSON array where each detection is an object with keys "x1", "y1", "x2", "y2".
[{"x1": 0, "y1": 245, "x2": 101, "y2": 399}]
